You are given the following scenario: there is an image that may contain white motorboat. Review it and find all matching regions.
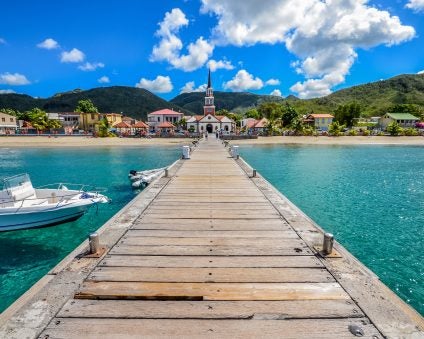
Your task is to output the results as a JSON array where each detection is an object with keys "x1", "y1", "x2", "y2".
[
  {"x1": 0, "y1": 174, "x2": 109, "y2": 232},
  {"x1": 128, "y1": 167, "x2": 165, "y2": 189}
]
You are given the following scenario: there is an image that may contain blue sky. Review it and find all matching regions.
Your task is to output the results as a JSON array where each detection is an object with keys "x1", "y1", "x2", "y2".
[{"x1": 1, "y1": 0, "x2": 423, "y2": 100}]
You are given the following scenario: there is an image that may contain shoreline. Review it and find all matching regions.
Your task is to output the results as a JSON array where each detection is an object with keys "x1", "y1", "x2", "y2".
[{"x1": 0, "y1": 135, "x2": 423, "y2": 147}]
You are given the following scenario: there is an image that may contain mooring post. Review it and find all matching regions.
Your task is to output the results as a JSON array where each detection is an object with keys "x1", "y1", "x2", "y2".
[
  {"x1": 252, "y1": 169, "x2": 257, "y2": 177},
  {"x1": 322, "y1": 232, "x2": 334, "y2": 255},
  {"x1": 89, "y1": 232, "x2": 100, "y2": 254},
  {"x1": 164, "y1": 168, "x2": 169, "y2": 177}
]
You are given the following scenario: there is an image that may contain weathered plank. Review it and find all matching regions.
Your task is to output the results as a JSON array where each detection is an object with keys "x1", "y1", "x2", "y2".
[
  {"x1": 58, "y1": 299, "x2": 364, "y2": 319},
  {"x1": 99, "y1": 255, "x2": 324, "y2": 268},
  {"x1": 75, "y1": 282, "x2": 349, "y2": 301},
  {"x1": 110, "y1": 244, "x2": 312, "y2": 256},
  {"x1": 121, "y1": 230, "x2": 291, "y2": 238},
  {"x1": 120, "y1": 236, "x2": 302, "y2": 246},
  {"x1": 88, "y1": 267, "x2": 334, "y2": 283},
  {"x1": 143, "y1": 210, "x2": 280, "y2": 219}
]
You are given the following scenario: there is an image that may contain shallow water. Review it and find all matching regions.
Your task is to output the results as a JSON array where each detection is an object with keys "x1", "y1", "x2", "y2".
[
  {"x1": 0, "y1": 146, "x2": 179, "y2": 312},
  {"x1": 240, "y1": 144, "x2": 424, "y2": 315}
]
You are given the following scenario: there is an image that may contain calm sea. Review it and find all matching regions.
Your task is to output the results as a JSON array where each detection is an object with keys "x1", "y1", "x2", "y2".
[
  {"x1": 0, "y1": 146, "x2": 180, "y2": 313},
  {"x1": 240, "y1": 144, "x2": 424, "y2": 316}
]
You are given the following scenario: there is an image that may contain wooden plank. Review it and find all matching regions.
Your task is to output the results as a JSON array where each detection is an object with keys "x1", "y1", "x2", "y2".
[
  {"x1": 122, "y1": 230, "x2": 291, "y2": 238},
  {"x1": 99, "y1": 255, "x2": 324, "y2": 268},
  {"x1": 58, "y1": 299, "x2": 364, "y2": 319},
  {"x1": 134, "y1": 218, "x2": 288, "y2": 228},
  {"x1": 143, "y1": 210, "x2": 280, "y2": 219},
  {"x1": 155, "y1": 196, "x2": 269, "y2": 202},
  {"x1": 75, "y1": 282, "x2": 349, "y2": 301},
  {"x1": 119, "y1": 236, "x2": 303, "y2": 246},
  {"x1": 41, "y1": 318, "x2": 382, "y2": 338},
  {"x1": 88, "y1": 267, "x2": 334, "y2": 283},
  {"x1": 130, "y1": 222, "x2": 288, "y2": 231},
  {"x1": 150, "y1": 202, "x2": 273, "y2": 210},
  {"x1": 110, "y1": 244, "x2": 313, "y2": 256}
]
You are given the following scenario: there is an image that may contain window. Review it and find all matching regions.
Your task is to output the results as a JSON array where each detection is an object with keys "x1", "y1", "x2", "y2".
[
  {"x1": 157, "y1": 117, "x2": 160, "y2": 122},
  {"x1": 10, "y1": 118, "x2": 14, "y2": 122},
  {"x1": 201, "y1": 126, "x2": 204, "y2": 131},
  {"x1": 1, "y1": 118, "x2": 5, "y2": 122}
]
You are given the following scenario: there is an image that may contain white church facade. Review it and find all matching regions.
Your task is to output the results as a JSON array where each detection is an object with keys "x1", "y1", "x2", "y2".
[{"x1": 186, "y1": 70, "x2": 235, "y2": 134}]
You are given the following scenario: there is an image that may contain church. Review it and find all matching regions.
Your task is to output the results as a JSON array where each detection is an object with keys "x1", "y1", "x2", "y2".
[{"x1": 186, "y1": 70, "x2": 235, "y2": 134}]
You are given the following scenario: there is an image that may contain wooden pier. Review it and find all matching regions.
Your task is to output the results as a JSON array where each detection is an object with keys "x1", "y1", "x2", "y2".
[{"x1": 1, "y1": 139, "x2": 423, "y2": 338}]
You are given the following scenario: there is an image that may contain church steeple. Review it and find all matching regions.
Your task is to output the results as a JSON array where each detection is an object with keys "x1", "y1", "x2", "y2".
[{"x1": 204, "y1": 69, "x2": 215, "y2": 116}]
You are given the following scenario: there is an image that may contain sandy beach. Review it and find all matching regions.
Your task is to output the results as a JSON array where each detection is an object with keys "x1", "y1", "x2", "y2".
[{"x1": 0, "y1": 135, "x2": 423, "y2": 147}]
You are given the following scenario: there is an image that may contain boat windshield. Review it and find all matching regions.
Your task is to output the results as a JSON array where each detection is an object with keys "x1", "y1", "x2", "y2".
[{"x1": 2, "y1": 174, "x2": 32, "y2": 195}]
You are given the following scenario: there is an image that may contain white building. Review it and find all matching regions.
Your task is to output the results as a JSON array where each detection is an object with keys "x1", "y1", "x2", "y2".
[
  {"x1": 147, "y1": 109, "x2": 183, "y2": 132},
  {"x1": 186, "y1": 70, "x2": 235, "y2": 134},
  {"x1": 0, "y1": 112, "x2": 17, "y2": 134}
]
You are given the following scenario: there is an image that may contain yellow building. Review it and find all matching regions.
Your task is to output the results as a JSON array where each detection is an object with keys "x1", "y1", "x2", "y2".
[
  {"x1": 103, "y1": 113, "x2": 123, "y2": 126},
  {"x1": 79, "y1": 112, "x2": 101, "y2": 131}
]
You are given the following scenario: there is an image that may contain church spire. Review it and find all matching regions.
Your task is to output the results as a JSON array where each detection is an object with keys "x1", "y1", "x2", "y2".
[
  {"x1": 207, "y1": 68, "x2": 211, "y2": 88},
  {"x1": 204, "y1": 69, "x2": 215, "y2": 116}
]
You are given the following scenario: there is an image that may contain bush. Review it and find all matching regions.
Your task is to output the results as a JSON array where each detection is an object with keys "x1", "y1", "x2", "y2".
[
  {"x1": 387, "y1": 122, "x2": 402, "y2": 136},
  {"x1": 362, "y1": 129, "x2": 371, "y2": 136},
  {"x1": 403, "y1": 128, "x2": 419, "y2": 136},
  {"x1": 348, "y1": 129, "x2": 358, "y2": 136}
]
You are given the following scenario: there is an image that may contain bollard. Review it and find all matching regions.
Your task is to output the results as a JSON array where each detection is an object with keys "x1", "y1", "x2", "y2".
[
  {"x1": 164, "y1": 168, "x2": 169, "y2": 177},
  {"x1": 322, "y1": 233, "x2": 334, "y2": 255},
  {"x1": 231, "y1": 145, "x2": 239, "y2": 158},
  {"x1": 253, "y1": 169, "x2": 257, "y2": 177},
  {"x1": 236, "y1": 154, "x2": 239, "y2": 160},
  {"x1": 89, "y1": 232, "x2": 100, "y2": 254},
  {"x1": 182, "y1": 145, "x2": 190, "y2": 159}
]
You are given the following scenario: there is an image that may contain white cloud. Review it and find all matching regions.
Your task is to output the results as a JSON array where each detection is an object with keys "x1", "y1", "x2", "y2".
[
  {"x1": 0, "y1": 72, "x2": 31, "y2": 85},
  {"x1": 0, "y1": 89, "x2": 16, "y2": 94},
  {"x1": 61, "y1": 48, "x2": 85, "y2": 63},
  {"x1": 418, "y1": 70, "x2": 424, "y2": 74},
  {"x1": 180, "y1": 81, "x2": 207, "y2": 93},
  {"x1": 78, "y1": 62, "x2": 105, "y2": 71},
  {"x1": 150, "y1": 8, "x2": 214, "y2": 71},
  {"x1": 207, "y1": 59, "x2": 234, "y2": 72},
  {"x1": 266, "y1": 78, "x2": 280, "y2": 86},
  {"x1": 37, "y1": 38, "x2": 59, "y2": 50},
  {"x1": 406, "y1": 0, "x2": 424, "y2": 12},
  {"x1": 98, "y1": 76, "x2": 110, "y2": 84},
  {"x1": 135, "y1": 75, "x2": 173, "y2": 93},
  {"x1": 223, "y1": 69, "x2": 264, "y2": 91},
  {"x1": 270, "y1": 89, "x2": 282, "y2": 96},
  {"x1": 201, "y1": 0, "x2": 415, "y2": 98}
]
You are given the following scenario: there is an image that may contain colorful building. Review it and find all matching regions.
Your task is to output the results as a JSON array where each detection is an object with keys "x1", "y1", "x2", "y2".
[
  {"x1": 305, "y1": 114, "x2": 334, "y2": 131},
  {"x1": 147, "y1": 109, "x2": 183, "y2": 132},
  {"x1": 379, "y1": 113, "x2": 419, "y2": 129},
  {"x1": 0, "y1": 112, "x2": 17, "y2": 134}
]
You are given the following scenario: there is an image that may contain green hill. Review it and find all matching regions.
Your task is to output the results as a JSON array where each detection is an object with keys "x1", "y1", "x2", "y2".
[
  {"x1": 170, "y1": 91, "x2": 283, "y2": 114},
  {"x1": 0, "y1": 86, "x2": 189, "y2": 120},
  {"x1": 1, "y1": 74, "x2": 423, "y2": 119}
]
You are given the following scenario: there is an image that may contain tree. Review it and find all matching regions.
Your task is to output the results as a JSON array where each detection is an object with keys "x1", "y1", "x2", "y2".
[
  {"x1": 289, "y1": 116, "x2": 306, "y2": 135},
  {"x1": 175, "y1": 117, "x2": 187, "y2": 130},
  {"x1": 257, "y1": 102, "x2": 284, "y2": 120},
  {"x1": 27, "y1": 108, "x2": 49, "y2": 132},
  {"x1": 386, "y1": 121, "x2": 402, "y2": 136},
  {"x1": 98, "y1": 117, "x2": 110, "y2": 137},
  {"x1": 334, "y1": 102, "x2": 361, "y2": 127},
  {"x1": 328, "y1": 121, "x2": 345, "y2": 136},
  {"x1": 245, "y1": 108, "x2": 261, "y2": 119},
  {"x1": 74, "y1": 99, "x2": 98, "y2": 113},
  {"x1": 0, "y1": 108, "x2": 19, "y2": 117},
  {"x1": 281, "y1": 103, "x2": 299, "y2": 127}
]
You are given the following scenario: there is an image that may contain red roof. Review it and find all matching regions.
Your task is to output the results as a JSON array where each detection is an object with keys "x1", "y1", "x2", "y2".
[
  {"x1": 157, "y1": 121, "x2": 175, "y2": 128},
  {"x1": 133, "y1": 121, "x2": 148, "y2": 128},
  {"x1": 254, "y1": 118, "x2": 268, "y2": 128},
  {"x1": 149, "y1": 109, "x2": 183, "y2": 116},
  {"x1": 113, "y1": 121, "x2": 131, "y2": 128}
]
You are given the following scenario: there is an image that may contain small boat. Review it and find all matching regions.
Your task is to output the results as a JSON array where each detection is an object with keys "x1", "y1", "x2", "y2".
[
  {"x1": 128, "y1": 167, "x2": 165, "y2": 189},
  {"x1": 0, "y1": 173, "x2": 109, "y2": 232}
]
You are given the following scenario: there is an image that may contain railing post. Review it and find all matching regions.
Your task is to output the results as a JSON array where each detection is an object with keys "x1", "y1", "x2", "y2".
[{"x1": 89, "y1": 232, "x2": 100, "y2": 254}]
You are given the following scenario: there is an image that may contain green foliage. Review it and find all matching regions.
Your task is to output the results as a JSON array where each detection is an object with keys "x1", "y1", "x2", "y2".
[
  {"x1": 334, "y1": 102, "x2": 361, "y2": 127},
  {"x1": 328, "y1": 121, "x2": 345, "y2": 136},
  {"x1": 26, "y1": 108, "x2": 49, "y2": 131},
  {"x1": 403, "y1": 128, "x2": 419, "y2": 136},
  {"x1": 245, "y1": 108, "x2": 261, "y2": 119},
  {"x1": 362, "y1": 129, "x2": 371, "y2": 136},
  {"x1": 97, "y1": 117, "x2": 110, "y2": 137},
  {"x1": 387, "y1": 104, "x2": 424, "y2": 121},
  {"x1": 281, "y1": 103, "x2": 299, "y2": 127},
  {"x1": 348, "y1": 129, "x2": 358, "y2": 136},
  {"x1": 74, "y1": 99, "x2": 98, "y2": 113},
  {"x1": 258, "y1": 102, "x2": 284, "y2": 120},
  {"x1": 0, "y1": 108, "x2": 19, "y2": 117},
  {"x1": 386, "y1": 121, "x2": 402, "y2": 136}
]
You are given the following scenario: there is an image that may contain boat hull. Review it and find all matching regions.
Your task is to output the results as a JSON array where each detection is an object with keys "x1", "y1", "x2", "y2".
[{"x1": 0, "y1": 204, "x2": 90, "y2": 232}]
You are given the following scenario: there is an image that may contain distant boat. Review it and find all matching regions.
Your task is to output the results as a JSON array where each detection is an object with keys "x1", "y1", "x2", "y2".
[
  {"x1": 128, "y1": 167, "x2": 165, "y2": 189},
  {"x1": 0, "y1": 174, "x2": 109, "y2": 232}
]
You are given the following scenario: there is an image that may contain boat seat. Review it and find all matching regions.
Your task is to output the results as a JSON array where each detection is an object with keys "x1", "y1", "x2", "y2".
[{"x1": 10, "y1": 181, "x2": 37, "y2": 202}]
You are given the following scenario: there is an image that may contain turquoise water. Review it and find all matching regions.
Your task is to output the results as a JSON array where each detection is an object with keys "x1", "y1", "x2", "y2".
[
  {"x1": 0, "y1": 146, "x2": 179, "y2": 313},
  {"x1": 240, "y1": 144, "x2": 424, "y2": 316}
]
